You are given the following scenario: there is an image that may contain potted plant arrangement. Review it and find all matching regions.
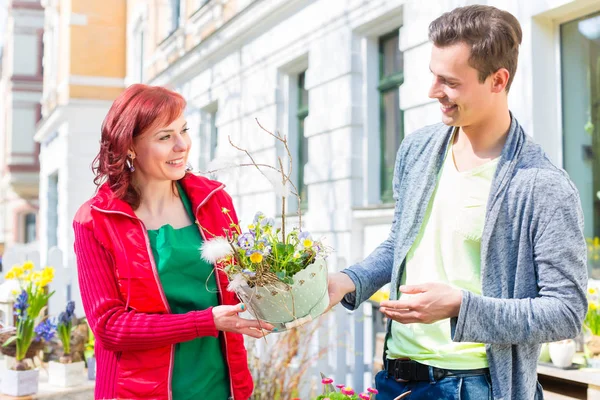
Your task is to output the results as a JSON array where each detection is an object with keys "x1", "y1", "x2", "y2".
[
  {"x1": 48, "y1": 301, "x2": 86, "y2": 387},
  {"x1": 584, "y1": 281, "x2": 600, "y2": 368},
  {"x1": 313, "y1": 376, "x2": 379, "y2": 400},
  {"x1": 1, "y1": 262, "x2": 55, "y2": 396},
  {"x1": 202, "y1": 121, "x2": 330, "y2": 331}
]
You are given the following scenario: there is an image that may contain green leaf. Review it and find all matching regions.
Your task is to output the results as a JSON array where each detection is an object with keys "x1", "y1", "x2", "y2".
[{"x1": 3, "y1": 335, "x2": 17, "y2": 347}]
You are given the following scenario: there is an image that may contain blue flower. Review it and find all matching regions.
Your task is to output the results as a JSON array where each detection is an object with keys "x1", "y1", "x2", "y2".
[
  {"x1": 14, "y1": 290, "x2": 28, "y2": 319},
  {"x1": 252, "y1": 212, "x2": 265, "y2": 224},
  {"x1": 242, "y1": 269, "x2": 256, "y2": 278},
  {"x1": 237, "y1": 233, "x2": 255, "y2": 250},
  {"x1": 65, "y1": 301, "x2": 75, "y2": 318},
  {"x1": 35, "y1": 319, "x2": 57, "y2": 342},
  {"x1": 261, "y1": 217, "x2": 275, "y2": 227}
]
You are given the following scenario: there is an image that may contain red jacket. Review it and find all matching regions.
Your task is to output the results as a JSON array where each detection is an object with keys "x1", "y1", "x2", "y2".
[{"x1": 73, "y1": 173, "x2": 253, "y2": 400}]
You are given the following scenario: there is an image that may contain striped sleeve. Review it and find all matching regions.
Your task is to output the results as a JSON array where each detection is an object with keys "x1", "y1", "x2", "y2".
[{"x1": 73, "y1": 221, "x2": 218, "y2": 352}]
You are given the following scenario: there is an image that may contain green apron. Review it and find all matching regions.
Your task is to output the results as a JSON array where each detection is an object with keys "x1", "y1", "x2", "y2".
[{"x1": 147, "y1": 183, "x2": 230, "y2": 400}]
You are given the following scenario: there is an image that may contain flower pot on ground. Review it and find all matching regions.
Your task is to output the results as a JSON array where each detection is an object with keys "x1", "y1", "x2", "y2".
[
  {"x1": 0, "y1": 262, "x2": 55, "y2": 396},
  {"x1": 49, "y1": 301, "x2": 86, "y2": 387},
  {"x1": 86, "y1": 356, "x2": 96, "y2": 380},
  {"x1": 1, "y1": 368, "x2": 39, "y2": 396},
  {"x1": 48, "y1": 360, "x2": 86, "y2": 387},
  {"x1": 549, "y1": 339, "x2": 576, "y2": 368}
]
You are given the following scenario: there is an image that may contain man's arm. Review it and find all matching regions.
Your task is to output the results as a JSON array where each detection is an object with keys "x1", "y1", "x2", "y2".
[
  {"x1": 334, "y1": 141, "x2": 408, "y2": 311},
  {"x1": 452, "y1": 192, "x2": 588, "y2": 345}
]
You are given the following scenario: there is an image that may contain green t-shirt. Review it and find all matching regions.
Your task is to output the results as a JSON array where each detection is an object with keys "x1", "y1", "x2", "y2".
[
  {"x1": 147, "y1": 183, "x2": 230, "y2": 400},
  {"x1": 386, "y1": 136, "x2": 499, "y2": 370}
]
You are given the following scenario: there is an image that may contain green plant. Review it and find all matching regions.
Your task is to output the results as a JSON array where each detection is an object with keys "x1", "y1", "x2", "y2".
[
  {"x1": 56, "y1": 301, "x2": 76, "y2": 363},
  {"x1": 84, "y1": 323, "x2": 95, "y2": 361},
  {"x1": 313, "y1": 377, "x2": 378, "y2": 400},
  {"x1": 202, "y1": 211, "x2": 329, "y2": 286},
  {"x1": 588, "y1": 238, "x2": 600, "y2": 279}
]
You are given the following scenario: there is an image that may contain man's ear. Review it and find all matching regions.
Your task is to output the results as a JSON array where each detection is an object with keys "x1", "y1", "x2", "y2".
[{"x1": 491, "y1": 68, "x2": 510, "y2": 93}]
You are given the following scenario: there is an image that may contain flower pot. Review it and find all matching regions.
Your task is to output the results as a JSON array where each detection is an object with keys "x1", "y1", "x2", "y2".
[
  {"x1": 2, "y1": 355, "x2": 16, "y2": 370},
  {"x1": 87, "y1": 356, "x2": 96, "y2": 380},
  {"x1": 0, "y1": 368, "x2": 39, "y2": 396},
  {"x1": 549, "y1": 340, "x2": 576, "y2": 368},
  {"x1": 232, "y1": 258, "x2": 329, "y2": 331},
  {"x1": 48, "y1": 360, "x2": 86, "y2": 387}
]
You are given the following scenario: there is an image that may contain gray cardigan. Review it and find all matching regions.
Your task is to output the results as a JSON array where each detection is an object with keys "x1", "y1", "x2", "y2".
[{"x1": 342, "y1": 115, "x2": 588, "y2": 399}]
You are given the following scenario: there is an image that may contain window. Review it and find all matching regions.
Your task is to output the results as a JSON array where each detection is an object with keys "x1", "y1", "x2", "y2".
[
  {"x1": 47, "y1": 173, "x2": 58, "y2": 248},
  {"x1": 168, "y1": 0, "x2": 181, "y2": 36},
  {"x1": 209, "y1": 109, "x2": 218, "y2": 161},
  {"x1": 198, "y1": 105, "x2": 218, "y2": 172},
  {"x1": 297, "y1": 71, "x2": 309, "y2": 210},
  {"x1": 561, "y1": 12, "x2": 600, "y2": 279},
  {"x1": 378, "y1": 30, "x2": 404, "y2": 203},
  {"x1": 24, "y1": 213, "x2": 36, "y2": 243},
  {"x1": 134, "y1": 27, "x2": 145, "y2": 82}
]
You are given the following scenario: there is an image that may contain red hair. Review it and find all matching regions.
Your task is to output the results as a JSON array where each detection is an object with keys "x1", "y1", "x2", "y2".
[{"x1": 92, "y1": 84, "x2": 186, "y2": 209}]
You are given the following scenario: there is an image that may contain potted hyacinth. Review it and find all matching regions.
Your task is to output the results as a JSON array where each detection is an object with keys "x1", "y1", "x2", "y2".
[
  {"x1": 202, "y1": 120, "x2": 330, "y2": 331},
  {"x1": 1, "y1": 262, "x2": 55, "y2": 397},
  {"x1": 48, "y1": 301, "x2": 86, "y2": 387},
  {"x1": 314, "y1": 376, "x2": 379, "y2": 400}
]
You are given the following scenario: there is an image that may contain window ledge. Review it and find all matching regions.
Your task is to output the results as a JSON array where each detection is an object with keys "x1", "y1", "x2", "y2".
[{"x1": 352, "y1": 205, "x2": 395, "y2": 225}]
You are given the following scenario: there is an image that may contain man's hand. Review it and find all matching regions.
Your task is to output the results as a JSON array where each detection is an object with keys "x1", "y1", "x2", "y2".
[
  {"x1": 326, "y1": 272, "x2": 356, "y2": 312},
  {"x1": 379, "y1": 282, "x2": 463, "y2": 324}
]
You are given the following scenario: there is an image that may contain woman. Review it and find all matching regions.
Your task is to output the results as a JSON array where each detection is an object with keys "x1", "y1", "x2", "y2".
[{"x1": 73, "y1": 84, "x2": 272, "y2": 400}]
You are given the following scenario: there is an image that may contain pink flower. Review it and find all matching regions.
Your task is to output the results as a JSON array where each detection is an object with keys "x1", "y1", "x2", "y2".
[
  {"x1": 359, "y1": 393, "x2": 370, "y2": 400},
  {"x1": 336, "y1": 384, "x2": 345, "y2": 389},
  {"x1": 367, "y1": 387, "x2": 379, "y2": 394},
  {"x1": 322, "y1": 377, "x2": 333, "y2": 385},
  {"x1": 341, "y1": 387, "x2": 355, "y2": 396}
]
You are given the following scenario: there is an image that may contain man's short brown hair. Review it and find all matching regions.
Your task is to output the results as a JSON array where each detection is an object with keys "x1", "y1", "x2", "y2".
[{"x1": 429, "y1": 5, "x2": 523, "y2": 92}]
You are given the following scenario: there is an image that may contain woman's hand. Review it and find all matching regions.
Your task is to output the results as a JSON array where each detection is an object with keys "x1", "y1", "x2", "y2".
[{"x1": 212, "y1": 303, "x2": 275, "y2": 339}]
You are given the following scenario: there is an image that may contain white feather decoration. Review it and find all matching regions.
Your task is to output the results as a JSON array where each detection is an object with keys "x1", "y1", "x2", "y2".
[
  {"x1": 200, "y1": 237, "x2": 234, "y2": 264},
  {"x1": 262, "y1": 168, "x2": 291, "y2": 198},
  {"x1": 227, "y1": 273, "x2": 247, "y2": 293}
]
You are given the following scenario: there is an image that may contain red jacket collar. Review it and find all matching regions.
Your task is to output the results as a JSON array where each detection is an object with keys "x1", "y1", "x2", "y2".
[{"x1": 90, "y1": 173, "x2": 225, "y2": 218}]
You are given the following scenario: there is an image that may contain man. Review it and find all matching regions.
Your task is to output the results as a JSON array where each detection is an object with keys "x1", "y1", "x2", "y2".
[{"x1": 328, "y1": 5, "x2": 588, "y2": 400}]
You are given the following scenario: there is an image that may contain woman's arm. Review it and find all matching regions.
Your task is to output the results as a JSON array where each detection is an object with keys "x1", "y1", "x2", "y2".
[{"x1": 74, "y1": 222, "x2": 218, "y2": 352}]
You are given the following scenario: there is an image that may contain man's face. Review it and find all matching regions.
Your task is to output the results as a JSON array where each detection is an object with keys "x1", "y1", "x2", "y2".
[{"x1": 428, "y1": 42, "x2": 494, "y2": 127}]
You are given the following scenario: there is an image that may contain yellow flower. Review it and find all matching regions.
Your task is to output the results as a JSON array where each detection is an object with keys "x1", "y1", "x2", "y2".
[
  {"x1": 248, "y1": 224, "x2": 255, "y2": 230},
  {"x1": 36, "y1": 267, "x2": 54, "y2": 287},
  {"x1": 30, "y1": 271, "x2": 42, "y2": 286},
  {"x1": 591, "y1": 303, "x2": 598, "y2": 311},
  {"x1": 249, "y1": 252, "x2": 263, "y2": 264},
  {"x1": 590, "y1": 288, "x2": 598, "y2": 295},
  {"x1": 302, "y1": 239, "x2": 313, "y2": 248},
  {"x1": 595, "y1": 237, "x2": 600, "y2": 247},
  {"x1": 22, "y1": 261, "x2": 34, "y2": 271},
  {"x1": 11, "y1": 265, "x2": 24, "y2": 279},
  {"x1": 5, "y1": 270, "x2": 15, "y2": 280}
]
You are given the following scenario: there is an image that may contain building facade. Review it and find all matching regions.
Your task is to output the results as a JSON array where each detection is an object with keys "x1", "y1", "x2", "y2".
[
  {"x1": 16, "y1": 0, "x2": 593, "y2": 391},
  {"x1": 127, "y1": 0, "x2": 600, "y2": 390},
  {"x1": 34, "y1": 0, "x2": 126, "y2": 312},
  {"x1": 0, "y1": 0, "x2": 44, "y2": 257}
]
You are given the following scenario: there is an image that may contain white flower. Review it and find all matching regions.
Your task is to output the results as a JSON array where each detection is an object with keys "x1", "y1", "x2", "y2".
[
  {"x1": 262, "y1": 168, "x2": 291, "y2": 198},
  {"x1": 205, "y1": 158, "x2": 239, "y2": 181},
  {"x1": 227, "y1": 273, "x2": 248, "y2": 293},
  {"x1": 200, "y1": 237, "x2": 234, "y2": 264}
]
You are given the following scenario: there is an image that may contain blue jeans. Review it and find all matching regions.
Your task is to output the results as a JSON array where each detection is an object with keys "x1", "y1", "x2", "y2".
[{"x1": 375, "y1": 368, "x2": 493, "y2": 400}]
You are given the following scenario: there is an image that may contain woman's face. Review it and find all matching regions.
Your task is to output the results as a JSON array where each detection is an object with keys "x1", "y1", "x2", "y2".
[{"x1": 131, "y1": 114, "x2": 191, "y2": 184}]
